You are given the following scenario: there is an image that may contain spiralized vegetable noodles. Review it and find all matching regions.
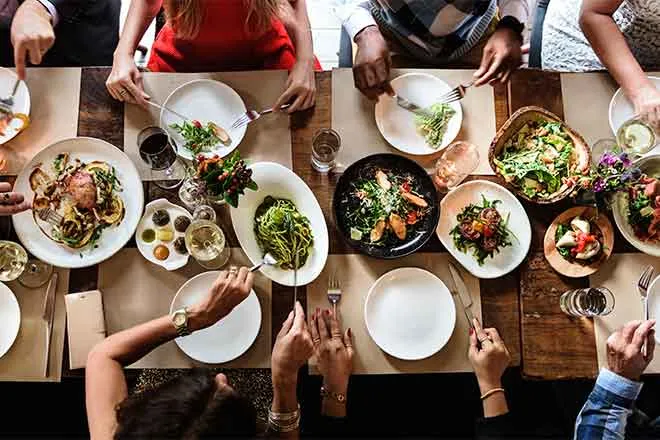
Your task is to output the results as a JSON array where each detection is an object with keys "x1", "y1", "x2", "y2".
[{"x1": 254, "y1": 196, "x2": 314, "y2": 269}]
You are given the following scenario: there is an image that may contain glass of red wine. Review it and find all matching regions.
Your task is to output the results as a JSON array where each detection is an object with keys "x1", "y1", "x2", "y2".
[{"x1": 138, "y1": 126, "x2": 186, "y2": 189}]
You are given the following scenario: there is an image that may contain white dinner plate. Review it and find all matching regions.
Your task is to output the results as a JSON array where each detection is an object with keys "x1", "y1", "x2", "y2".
[
  {"x1": 644, "y1": 275, "x2": 660, "y2": 344},
  {"x1": 375, "y1": 73, "x2": 462, "y2": 155},
  {"x1": 230, "y1": 162, "x2": 329, "y2": 286},
  {"x1": 436, "y1": 180, "x2": 532, "y2": 279},
  {"x1": 0, "y1": 282, "x2": 20, "y2": 358},
  {"x1": 136, "y1": 199, "x2": 192, "y2": 271},
  {"x1": 170, "y1": 271, "x2": 261, "y2": 364},
  {"x1": 609, "y1": 76, "x2": 660, "y2": 136},
  {"x1": 161, "y1": 79, "x2": 247, "y2": 161},
  {"x1": 0, "y1": 68, "x2": 30, "y2": 145},
  {"x1": 612, "y1": 155, "x2": 660, "y2": 256},
  {"x1": 364, "y1": 267, "x2": 456, "y2": 360},
  {"x1": 12, "y1": 137, "x2": 144, "y2": 268}
]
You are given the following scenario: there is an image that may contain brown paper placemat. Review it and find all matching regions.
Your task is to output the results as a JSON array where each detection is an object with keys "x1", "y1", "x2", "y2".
[
  {"x1": 98, "y1": 248, "x2": 271, "y2": 368},
  {"x1": 590, "y1": 254, "x2": 660, "y2": 373},
  {"x1": 124, "y1": 71, "x2": 292, "y2": 180},
  {"x1": 560, "y1": 73, "x2": 618, "y2": 147},
  {"x1": 331, "y1": 68, "x2": 496, "y2": 175},
  {"x1": 307, "y1": 253, "x2": 481, "y2": 374},
  {"x1": 0, "y1": 268, "x2": 70, "y2": 382},
  {"x1": 1, "y1": 68, "x2": 81, "y2": 175}
]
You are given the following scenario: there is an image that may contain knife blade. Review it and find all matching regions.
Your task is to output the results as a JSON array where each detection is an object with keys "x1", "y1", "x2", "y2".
[
  {"x1": 447, "y1": 263, "x2": 476, "y2": 331},
  {"x1": 293, "y1": 251, "x2": 298, "y2": 312},
  {"x1": 394, "y1": 94, "x2": 432, "y2": 117},
  {"x1": 42, "y1": 272, "x2": 58, "y2": 377}
]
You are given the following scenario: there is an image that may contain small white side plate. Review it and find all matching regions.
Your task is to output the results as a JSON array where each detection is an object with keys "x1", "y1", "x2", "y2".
[
  {"x1": 161, "y1": 79, "x2": 247, "y2": 161},
  {"x1": 0, "y1": 68, "x2": 30, "y2": 145},
  {"x1": 436, "y1": 180, "x2": 532, "y2": 279},
  {"x1": 375, "y1": 73, "x2": 462, "y2": 155},
  {"x1": 365, "y1": 267, "x2": 456, "y2": 360},
  {"x1": 609, "y1": 76, "x2": 660, "y2": 136},
  {"x1": 170, "y1": 271, "x2": 261, "y2": 364},
  {"x1": 0, "y1": 283, "x2": 20, "y2": 358}
]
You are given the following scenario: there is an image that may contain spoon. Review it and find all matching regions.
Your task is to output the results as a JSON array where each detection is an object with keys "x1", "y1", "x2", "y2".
[{"x1": 249, "y1": 253, "x2": 277, "y2": 272}]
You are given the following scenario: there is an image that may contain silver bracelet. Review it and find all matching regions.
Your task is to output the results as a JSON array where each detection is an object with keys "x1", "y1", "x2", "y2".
[{"x1": 268, "y1": 404, "x2": 301, "y2": 433}]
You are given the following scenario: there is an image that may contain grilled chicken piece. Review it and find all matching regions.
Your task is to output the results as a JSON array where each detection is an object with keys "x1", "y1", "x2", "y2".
[
  {"x1": 66, "y1": 171, "x2": 97, "y2": 210},
  {"x1": 370, "y1": 219, "x2": 386, "y2": 242},
  {"x1": 376, "y1": 170, "x2": 391, "y2": 190},
  {"x1": 401, "y1": 191, "x2": 428, "y2": 208},
  {"x1": 389, "y1": 213, "x2": 406, "y2": 240}
]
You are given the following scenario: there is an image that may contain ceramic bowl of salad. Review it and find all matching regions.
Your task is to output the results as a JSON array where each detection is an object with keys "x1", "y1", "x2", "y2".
[
  {"x1": 544, "y1": 207, "x2": 614, "y2": 278},
  {"x1": 612, "y1": 154, "x2": 660, "y2": 256},
  {"x1": 489, "y1": 106, "x2": 591, "y2": 204}
]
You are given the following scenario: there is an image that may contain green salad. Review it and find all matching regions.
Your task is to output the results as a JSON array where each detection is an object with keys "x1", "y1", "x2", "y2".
[
  {"x1": 415, "y1": 103, "x2": 456, "y2": 149},
  {"x1": 493, "y1": 120, "x2": 577, "y2": 200},
  {"x1": 170, "y1": 119, "x2": 230, "y2": 154},
  {"x1": 450, "y1": 196, "x2": 514, "y2": 265},
  {"x1": 254, "y1": 196, "x2": 313, "y2": 270}
]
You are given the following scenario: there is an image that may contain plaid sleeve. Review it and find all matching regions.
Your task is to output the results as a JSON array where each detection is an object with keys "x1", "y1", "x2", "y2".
[{"x1": 574, "y1": 369, "x2": 643, "y2": 440}]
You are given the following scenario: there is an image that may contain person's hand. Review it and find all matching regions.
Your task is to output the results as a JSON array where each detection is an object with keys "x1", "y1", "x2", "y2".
[
  {"x1": 0, "y1": 182, "x2": 30, "y2": 215},
  {"x1": 105, "y1": 51, "x2": 149, "y2": 107},
  {"x1": 473, "y1": 28, "x2": 523, "y2": 87},
  {"x1": 187, "y1": 267, "x2": 254, "y2": 331},
  {"x1": 274, "y1": 59, "x2": 316, "y2": 113},
  {"x1": 10, "y1": 0, "x2": 55, "y2": 80},
  {"x1": 272, "y1": 301, "x2": 314, "y2": 387},
  {"x1": 629, "y1": 84, "x2": 660, "y2": 129},
  {"x1": 353, "y1": 26, "x2": 394, "y2": 100},
  {"x1": 468, "y1": 318, "x2": 511, "y2": 393},
  {"x1": 309, "y1": 308, "x2": 354, "y2": 394},
  {"x1": 606, "y1": 319, "x2": 655, "y2": 381}
]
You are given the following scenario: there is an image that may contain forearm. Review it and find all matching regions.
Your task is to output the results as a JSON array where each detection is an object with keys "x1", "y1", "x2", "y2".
[
  {"x1": 580, "y1": 8, "x2": 650, "y2": 99},
  {"x1": 497, "y1": 0, "x2": 530, "y2": 26},
  {"x1": 114, "y1": 0, "x2": 161, "y2": 57},
  {"x1": 271, "y1": 377, "x2": 300, "y2": 439},
  {"x1": 283, "y1": 0, "x2": 314, "y2": 62},
  {"x1": 479, "y1": 381, "x2": 508, "y2": 418}
]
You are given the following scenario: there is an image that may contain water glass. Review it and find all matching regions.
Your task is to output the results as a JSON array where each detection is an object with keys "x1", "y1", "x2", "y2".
[
  {"x1": 137, "y1": 126, "x2": 186, "y2": 189},
  {"x1": 433, "y1": 141, "x2": 480, "y2": 192},
  {"x1": 560, "y1": 287, "x2": 615, "y2": 317},
  {"x1": 312, "y1": 128, "x2": 341, "y2": 172}
]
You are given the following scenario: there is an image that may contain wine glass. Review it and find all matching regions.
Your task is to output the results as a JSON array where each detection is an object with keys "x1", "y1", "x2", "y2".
[
  {"x1": 433, "y1": 141, "x2": 480, "y2": 192},
  {"x1": 137, "y1": 126, "x2": 186, "y2": 190},
  {"x1": 0, "y1": 241, "x2": 53, "y2": 287}
]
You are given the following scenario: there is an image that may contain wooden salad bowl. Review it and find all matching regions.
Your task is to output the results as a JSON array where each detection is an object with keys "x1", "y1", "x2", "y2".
[
  {"x1": 543, "y1": 206, "x2": 614, "y2": 278},
  {"x1": 488, "y1": 106, "x2": 591, "y2": 204}
]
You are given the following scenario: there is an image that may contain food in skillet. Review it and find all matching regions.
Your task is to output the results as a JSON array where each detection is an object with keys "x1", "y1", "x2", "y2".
[
  {"x1": 450, "y1": 196, "x2": 514, "y2": 265},
  {"x1": 170, "y1": 119, "x2": 231, "y2": 154},
  {"x1": 415, "y1": 103, "x2": 456, "y2": 149},
  {"x1": 626, "y1": 175, "x2": 660, "y2": 242},
  {"x1": 555, "y1": 216, "x2": 603, "y2": 263},
  {"x1": 493, "y1": 119, "x2": 580, "y2": 200},
  {"x1": 254, "y1": 196, "x2": 313, "y2": 270},
  {"x1": 30, "y1": 153, "x2": 124, "y2": 249},
  {"x1": 341, "y1": 168, "x2": 430, "y2": 245}
]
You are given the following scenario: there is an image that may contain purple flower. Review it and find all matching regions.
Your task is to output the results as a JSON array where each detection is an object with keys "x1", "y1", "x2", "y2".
[
  {"x1": 599, "y1": 152, "x2": 618, "y2": 167},
  {"x1": 592, "y1": 178, "x2": 606, "y2": 193},
  {"x1": 618, "y1": 152, "x2": 632, "y2": 167},
  {"x1": 621, "y1": 171, "x2": 632, "y2": 183}
]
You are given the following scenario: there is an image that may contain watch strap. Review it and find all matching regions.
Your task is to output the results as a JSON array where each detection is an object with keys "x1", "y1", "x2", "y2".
[
  {"x1": 173, "y1": 308, "x2": 191, "y2": 337},
  {"x1": 320, "y1": 385, "x2": 346, "y2": 404}
]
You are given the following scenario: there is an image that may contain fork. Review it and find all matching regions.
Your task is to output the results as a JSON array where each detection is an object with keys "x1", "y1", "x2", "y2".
[
  {"x1": 437, "y1": 80, "x2": 474, "y2": 105},
  {"x1": 637, "y1": 265, "x2": 654, "y2": 356},
  {"x1": 0, "y1": 78, "x2": 20, "y2": 112},
  {"x1": 37, "y1": 207, "x2": 63, "y2": 226},
  {"x1": 327, "y1": 276, "x2": 342, "y2": 315},
  {"x1": 229, "y1": 104, "x2": 290, "y2": 131}
]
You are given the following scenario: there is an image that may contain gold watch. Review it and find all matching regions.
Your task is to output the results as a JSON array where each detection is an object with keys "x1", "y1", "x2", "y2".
[{"x1": 171, "y1": 308, "x2": 191, "y2": 337}]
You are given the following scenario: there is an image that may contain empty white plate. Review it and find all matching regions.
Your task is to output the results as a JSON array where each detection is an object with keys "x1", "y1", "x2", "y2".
[
  {"x1": 161, "y1": 79, "x2": 247, "y2": 160},
  {"x1": 0, "y1": 68, "x2": 30, "y2": 145},
  {"x1": 170, "y1": 271, "x2": 261, "y2": 364},
  {"x1": 0, "y1": 283, "x2": 20, "y2": 358},
  {"x1": 645, "y1": 275, "x2": 660, "y2": 344},
  {"x1": 436, "y1": 180, "x2": 532, "y2": 279},
  {"x1": 375, "y1": 73, "x2": 462, "y2": 155},
  {"x1": 364, "y1": 267, "x2": 456, "y2": 360},
  {"x1": 609, "y1": 76, "x2": 660, "y2": 136}
]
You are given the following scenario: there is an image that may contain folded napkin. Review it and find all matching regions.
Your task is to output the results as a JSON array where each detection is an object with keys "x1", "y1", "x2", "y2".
[{"x1": 65, "y1": 290, "x2": 106, "y2": 370}]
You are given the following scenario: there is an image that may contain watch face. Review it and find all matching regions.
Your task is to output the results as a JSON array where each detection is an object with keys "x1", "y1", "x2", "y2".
[{"x1": 173, "y1": 312, "x2": 186, "y2": 326}]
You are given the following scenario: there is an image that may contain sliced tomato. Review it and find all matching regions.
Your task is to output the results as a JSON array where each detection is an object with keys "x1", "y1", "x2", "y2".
[
  {"x1": 400, "y1": 182, "x2": 411, "y2": 193},
  {"x1": 483, "y1": 225, "x2": 494, "y2": 238},
  {"x1": 406, "y1": 211, "x2": 418, "y2": 225}
]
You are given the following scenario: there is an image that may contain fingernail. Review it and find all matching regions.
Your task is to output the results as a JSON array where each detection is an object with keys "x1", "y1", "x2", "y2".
[{"x1": 347, "y1": 328, "x2": 352, "y2": 337}]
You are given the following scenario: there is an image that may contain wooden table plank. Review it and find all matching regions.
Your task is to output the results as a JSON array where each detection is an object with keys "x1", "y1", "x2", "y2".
[
  {"x1": 78, "y1": 68, "x2": 124, "y2": 148},
  {"x1": 509, "y1": 69, "x2": 598, "y2": 379}
]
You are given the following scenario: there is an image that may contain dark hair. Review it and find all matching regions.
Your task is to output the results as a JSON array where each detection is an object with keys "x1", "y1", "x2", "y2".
[{"x1": 114, "y1": 370, "x2": 258, "y2": 439}]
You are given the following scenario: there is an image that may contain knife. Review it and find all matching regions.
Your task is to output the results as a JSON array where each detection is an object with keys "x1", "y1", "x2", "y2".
[
  {"x1": 42, "y1": 272, "x2": 58, "y2": 377},
  {"x1": 293, "y1": 251, "x2": 299, "y2": 313},
  {"x1": 447, "y1": 263, "x2": 476, "y2": 331},
  {"x1": 394, "y1": 94, "x2": 432, "y2": 117}
]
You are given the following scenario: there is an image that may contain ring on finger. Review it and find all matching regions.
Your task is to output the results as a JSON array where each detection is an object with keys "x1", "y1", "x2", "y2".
[
  {"x1": 118, "y1": 89, "x2": 127, "y2": 96},
  {"x1": 478, "y1": 336, "x2": 492, "y2": 343},
  {"x1": 228, "y1": 265, "x2": 238, "y2": 275},
  {"x1": 331, "y1": 332, "x2": 343, "y2": 339},
  {"x1": 313, "y1": 338, "x2": 321, "y2": 345}
]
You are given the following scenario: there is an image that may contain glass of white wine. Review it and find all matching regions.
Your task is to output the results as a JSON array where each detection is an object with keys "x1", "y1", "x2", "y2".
[
  {"x1": 616, "y1": 118, "x2": 657, "y2": 156},
  {"x1": 185, "y1": 219, "x2": 230, "y2": 269},
  {"x1": 0, "y1": 240, "x2": 28, "y2": 282}
]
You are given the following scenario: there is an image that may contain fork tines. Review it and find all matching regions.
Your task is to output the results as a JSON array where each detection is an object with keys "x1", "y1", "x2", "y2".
[
  {"x1": 38, "y1": 208, "x2": 63, "y2": 226},
  {"x1": 638, "y1": 265, "x2": 655, "y2": 294},
  {"x1": 438, "y1": 81, "x2": 473, "y2": 105}
]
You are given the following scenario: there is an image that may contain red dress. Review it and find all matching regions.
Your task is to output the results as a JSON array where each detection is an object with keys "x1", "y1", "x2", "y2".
[{"x1": 148, "y1": 0, "x2": 321, "y2": 72}]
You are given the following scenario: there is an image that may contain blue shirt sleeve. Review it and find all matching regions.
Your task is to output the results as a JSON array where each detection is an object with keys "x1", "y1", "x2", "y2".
[{"x1": 574, "y1": 368, "x2": 643, "y2": 440}]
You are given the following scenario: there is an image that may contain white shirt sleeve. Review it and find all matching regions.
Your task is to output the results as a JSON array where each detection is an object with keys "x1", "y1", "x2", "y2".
[
  {"x1": 332, "y1": 0, "x2": 377, "y2": 41},
  {"x1": 36, "y1": 0, "x2": 59, "y2": 26}
]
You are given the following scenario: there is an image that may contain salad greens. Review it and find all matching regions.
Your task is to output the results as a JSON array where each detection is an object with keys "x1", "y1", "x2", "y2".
[
  {"x1": 555, "y1": 224, "x2": 571, "y2": 259},
  {"x1": 415, "y1": 103, "x2": 456, "y2": 149},
  {"x1": 254, "y1": 196, "x2": 313, "y2": 270},
  {"x1": 170, "y1": 119, "x2": 226, "y2": 154},
  {"x1": 493, "y1": 120, "x2": 576, "y2": 200},
  {"x1": 626, "y1": 176, "x2": 660, "y2": 241},
  {"x1": 450, "y1": 196, "x2": 514, "y2": 265}
]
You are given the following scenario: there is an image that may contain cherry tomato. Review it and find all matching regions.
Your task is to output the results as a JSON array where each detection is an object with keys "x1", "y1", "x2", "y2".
[
  {"x1": 406, "y1": 211, "x2": 418, "y2": 224},
  {"x1": 401, "y1": 182, "x2": 411, "y2": 193},
  {"x1": 483, "y1": 225, "x2": 494, "y2": 238},
  {"x1": 192, "y1": 120, "x2": 202, "y2": 129}
]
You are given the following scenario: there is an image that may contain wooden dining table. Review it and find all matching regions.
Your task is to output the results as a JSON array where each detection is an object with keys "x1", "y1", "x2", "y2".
[{"x1": 35, "y1": 67, "x2": 640, "y2": 381}]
